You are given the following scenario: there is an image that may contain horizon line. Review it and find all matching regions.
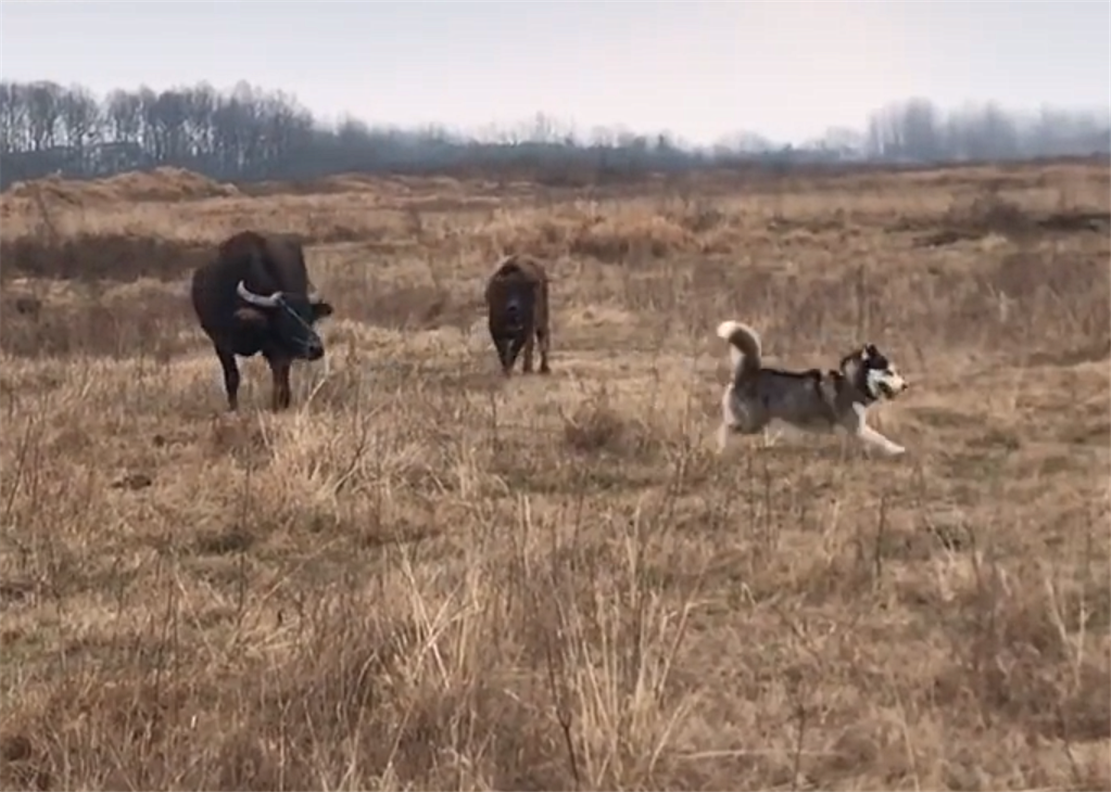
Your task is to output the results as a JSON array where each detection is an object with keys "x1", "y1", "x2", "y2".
[{"x1": 4, "y1": 76, "x2": 1110, "y2": 149}]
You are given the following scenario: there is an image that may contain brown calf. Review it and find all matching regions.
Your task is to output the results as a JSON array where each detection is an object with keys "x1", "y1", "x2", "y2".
[{"x1": 483, "y1": 255, "x2": 551, "y2": 376}]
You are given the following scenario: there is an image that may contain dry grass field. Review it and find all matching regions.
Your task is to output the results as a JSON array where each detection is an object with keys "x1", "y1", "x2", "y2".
[{"x1": 1, "y1": 158, "x2": 1109, "y2": 791}]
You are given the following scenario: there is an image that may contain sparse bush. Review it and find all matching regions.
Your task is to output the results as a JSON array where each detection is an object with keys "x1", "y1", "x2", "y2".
[{"x1": 0, "y1": 234, "x2": 209, "y2": 282}]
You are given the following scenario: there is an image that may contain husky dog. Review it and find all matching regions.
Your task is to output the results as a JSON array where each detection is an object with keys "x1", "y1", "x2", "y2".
[{"x1": 715, "y1": 320, "x2": 909, "y2": 456}]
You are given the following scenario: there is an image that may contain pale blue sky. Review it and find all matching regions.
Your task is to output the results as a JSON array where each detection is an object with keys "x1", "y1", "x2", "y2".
[{"x1": 2, "y1": 1, "x2": 1108, "y2": 145}]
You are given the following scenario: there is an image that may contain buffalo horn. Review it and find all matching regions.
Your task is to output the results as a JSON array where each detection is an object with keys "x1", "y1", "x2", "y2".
[{"x1": 236, "y1": 280, "x2": 282, "y2": 308}]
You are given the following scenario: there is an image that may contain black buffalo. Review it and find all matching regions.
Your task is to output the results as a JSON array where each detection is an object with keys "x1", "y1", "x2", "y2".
[
  {"x1": 484, "y1": 254, "x2": 551, "y2": 376},
  {"x1": 191, "y1": 230, "x2": 334, "y2": 411}
]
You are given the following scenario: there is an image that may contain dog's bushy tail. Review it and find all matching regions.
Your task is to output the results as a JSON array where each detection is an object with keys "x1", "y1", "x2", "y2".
[{"x1": 716, "y1": 320, "x2": 762, "y2": 380}]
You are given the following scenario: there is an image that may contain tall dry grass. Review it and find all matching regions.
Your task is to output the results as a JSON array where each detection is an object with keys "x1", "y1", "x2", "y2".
[{"x1": 1, "y1": 160, "x2": 1109, "y2": 791}]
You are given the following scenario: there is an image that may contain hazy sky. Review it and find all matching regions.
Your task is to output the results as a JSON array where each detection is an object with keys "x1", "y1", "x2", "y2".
[{"x1": 2, "y1": 1, "x2": 1108, "y2": 145}]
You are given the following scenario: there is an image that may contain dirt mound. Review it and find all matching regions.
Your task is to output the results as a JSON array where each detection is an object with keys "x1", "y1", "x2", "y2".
[{"x1": 4, "y1": 167, "x2": 240, "y2": 206}]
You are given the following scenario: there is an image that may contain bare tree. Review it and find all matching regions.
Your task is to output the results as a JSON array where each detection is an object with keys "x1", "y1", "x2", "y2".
[{"x1": 0, "y1": 78, "x2": 1106, "y2": 190}]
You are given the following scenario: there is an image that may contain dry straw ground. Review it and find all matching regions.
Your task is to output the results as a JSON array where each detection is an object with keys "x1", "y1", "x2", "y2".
[{"x1": 1, "y1": 159, "x2": 1109, "y2": 791}]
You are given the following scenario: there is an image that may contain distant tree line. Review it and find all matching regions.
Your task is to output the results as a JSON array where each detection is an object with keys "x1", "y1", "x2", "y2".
[
  {"x1": 863, "y1": 97, "x2": 1109, "y2": 163},
  {"x1": 0, "y1": 79, "x2": 1108, "y2": 189}
]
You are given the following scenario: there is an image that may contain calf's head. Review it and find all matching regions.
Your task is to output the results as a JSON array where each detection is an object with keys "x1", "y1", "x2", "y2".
[
  {"x1": 490, "y1": 289, "x2": 531, "y2": 373},
  {"x1": 236, "y1": 280, "x2": 333, "y2": 360},
  {"x1": 503, "y1": 292, "x2": 527, "y2": 332}
]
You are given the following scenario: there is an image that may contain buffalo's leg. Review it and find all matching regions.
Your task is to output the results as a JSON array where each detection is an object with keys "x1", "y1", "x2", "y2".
[
  {"x1": 216, "y1": 346, "x2": 241, "y2": 411},
  {"x1": 536, "y1": 326, "x2": 551, "y2": 374},
  {"x1": 267, "y1": 357, "x2": 292, "y2": 411}
]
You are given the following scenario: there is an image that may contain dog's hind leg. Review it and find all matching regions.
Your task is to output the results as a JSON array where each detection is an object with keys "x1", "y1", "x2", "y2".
[
  {"x1": 717, "y1": 388, "x2": 768, "y2": 455},
  {"x1": 719, "y1": 420, "x2": 772, "y2": 455},
  {"x1": 715, "y1": 388, "x2": 738, "y2": 455}
]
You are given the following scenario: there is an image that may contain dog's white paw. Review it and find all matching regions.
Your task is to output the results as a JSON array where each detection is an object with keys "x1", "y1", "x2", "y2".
[{"x1": 885, "y1": 444, "x2": 906, "y2": 456}]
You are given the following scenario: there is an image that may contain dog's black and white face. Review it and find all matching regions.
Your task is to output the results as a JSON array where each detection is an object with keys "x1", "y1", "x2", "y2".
[{"x1": 849, "y1": 344, "x2": 909, "y2": 400}]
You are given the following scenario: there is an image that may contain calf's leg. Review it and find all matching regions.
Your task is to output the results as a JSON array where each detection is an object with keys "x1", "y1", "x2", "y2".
[
  {"x1": 492, "y1": 331, "x2": 514, "y2": 376},
  {"x1": 536, "y1": 323, "x2": 551, "y2": 374},
  {"x1": 521, "y1": 328, "x2": 536, "y2": 373}
]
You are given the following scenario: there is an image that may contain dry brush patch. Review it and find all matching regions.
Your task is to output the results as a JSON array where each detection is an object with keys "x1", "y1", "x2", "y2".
[{"x1": 1, "y1": 160, "x2": 1109, "y2": 791}]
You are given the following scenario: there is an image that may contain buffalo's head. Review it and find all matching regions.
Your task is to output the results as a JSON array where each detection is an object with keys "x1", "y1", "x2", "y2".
[{"x1": 237, "y1": 280, "x2": 333, "y2": 361}]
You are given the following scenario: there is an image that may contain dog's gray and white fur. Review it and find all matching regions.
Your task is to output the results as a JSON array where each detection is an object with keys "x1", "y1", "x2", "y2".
[{"x1": 715, "y1": 320, "x2": 909, "y2": 456}]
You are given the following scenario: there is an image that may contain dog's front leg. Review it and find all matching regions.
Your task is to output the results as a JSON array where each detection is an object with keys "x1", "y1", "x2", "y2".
[
  {"x1": 848, "y1": 404, "x2": 904, "y2": 456},
  {"x1": 855, "y1": 423, "x2": 906, "y2": 456}
]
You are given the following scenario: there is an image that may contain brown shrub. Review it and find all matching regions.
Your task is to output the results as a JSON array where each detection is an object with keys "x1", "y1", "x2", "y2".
[
  {"x1": 0, "y1": 234, "x2": 209, "y2": 283},
  {"x1": 947, "y1": 191, "x2": 1033, "y2": 235},
  {"x1": 5, "y1": 167, "x2": 240, "y2": 205},
  {"x1": 1, "y1": 281, "x2": 196, "y2": 359},
  {"x1": 330, "y1": 281, "x2": 477, "y2": 332}
]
